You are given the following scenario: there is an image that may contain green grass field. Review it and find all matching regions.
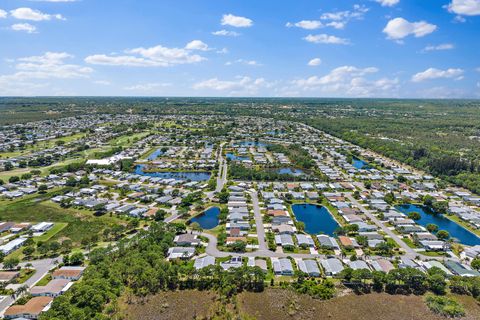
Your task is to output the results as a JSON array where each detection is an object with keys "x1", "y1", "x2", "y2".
[{"x1": 0, "y1": 191, "x2": 124, "y2": 246}]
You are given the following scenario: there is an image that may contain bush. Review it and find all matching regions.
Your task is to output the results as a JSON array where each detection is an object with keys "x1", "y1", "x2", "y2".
[{"x1": 425, "y1": 295, "x2": 465, "y2": 318}]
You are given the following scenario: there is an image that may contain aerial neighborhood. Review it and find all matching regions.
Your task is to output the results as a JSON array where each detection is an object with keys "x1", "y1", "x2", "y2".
[{"x1": 0, "y1": 109, "x2": 479, "y2": 319}]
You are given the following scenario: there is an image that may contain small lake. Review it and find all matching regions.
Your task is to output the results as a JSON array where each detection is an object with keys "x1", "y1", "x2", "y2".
[
  {"x1": 278, "y1": 168, "x2": 305, "y2": 176},
  {"x1": 135, "y1": 165, "x2": 211, "y2": 181},
  {"x1": 226, "y1": 153, "x2": 250, "y2": 161},
  {"x1": 292, "y1": 204, "x2": 339, "y2": 236},
  {"x1": 147, "y1": 148, "x2": 164, "y2": 161},
  {"x1": 352, "y1": 157, "x2": 371, "y2": 170},
  {"x1": 396, "y1": 204, "x2": 480, "y2": 246},
  {"x1": 189, "y1": 207, "x2": 220, "y2": 229}
]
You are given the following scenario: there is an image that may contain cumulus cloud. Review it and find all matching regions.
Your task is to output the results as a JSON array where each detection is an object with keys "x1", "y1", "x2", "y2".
[
  {"x1": 291, "y1": 66, "x2": 399, "y2": 97},
  {"x1": 0, "y1": 9, "x2": 7, "y2": 19},
  {"x1": 422, "y1": 43, "x2": 454, "y2": 52},
  {"x1": 185, "y1": 40, "x2": 209, "y2": 51},
  {"x1": 286, "y1": 20, "x2": 323, "y2": 30},
  {"x1": 193, "y1": 76, "x2": 270, "y2": 95},
  {"x1": 10, "y1": 7, "x2": 65, "y2": 21},
  {"x1": 375, "y1": 0, "x2": 400, "y2": 7},
  {"x1": 383, "y1": 17, "x2": 437, "y2": 41},
  {"x1": 446, "y1": 0, "x2": 480, "y2": 16},
  {"x1": 304, "y1": 34, "x2": 349, "y2": 45},
  {"x1": 411, "y1": 68, "x2": 464, "y2": 82},
  {"x1": 212, "y1": 29, "x2": 240, "y2": 37},
  {"x1": 11, "y1": 23, "x2": 37, "y2": 33},
  {"x1": 308, "y1": 58, "x2": 322, "y2": 66},
  {"x1": 85, "y1": 42, "x2": 207, "y2": 67},
  {"x1": 221, "y1": 14, "x2": 253, "y2": 28},
  {"x1": 0, "y1": 51, "x2": 92, "y2": 95}
]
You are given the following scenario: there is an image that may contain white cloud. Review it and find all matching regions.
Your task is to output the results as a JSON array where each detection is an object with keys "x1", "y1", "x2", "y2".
[
  {"x1": 11, "y1": 23, "x2": 37, "y2": 33},
  {"x1": 0, "y1": 9, "x2": 7, "y2": 19},
  {"x1": 446, "y1": 0, "x2": 480, "y2": 16},
  {"x1": 319, "y1": 5, "x2": 369, "y2": 29},
  {"x1": 411, "y1": 68, "x2": 464, "y2": 82},
  {"x1": 308, "y1": 58, "x2": 322, "y2": 66},
  {"x1": 193, "y1": 76, "x2": 270, "y2": 94},
  {"x1": 212, "y1": 29, "x2": 240, "y2": 37},
  {"x1": 304, "y1": 34, "x2": 349, "y2": 45},
  {"x1": 0, "y1": 51, "x2": 92, "y2": 93},
  {"x1": 124, "y1": 83, "x2": 171, "y2": 92},
  {"x1": 85, "y1": 43, "x2": 207, "y2": 67},
  {"x1": 10, "y1": 7, "x2": 65, "y2": 21},
  {"x1": 286, "y1": 20, "x2": 323, "y2": 30},
  {"x1": 383, "y1": 17, "x2": 437, "y2": 40},
  {"x1": 221, "y1": 14, "x2": 253, "y2": 28},
  {"x1": 422, "y1": 43, "x2": 454, "y2": 52},
  {"x1": 291, "y1": 66, "x2": 398, "y2": 97},
  {"x1": 225, "y1": 59, "x2": 262, "y2": 66},
  {"x1": 375, "y1": 0, "x2": 400, "y2": 7},
  {"x1": 185, "y1": 40, "x2": 209, "y2": 51}
]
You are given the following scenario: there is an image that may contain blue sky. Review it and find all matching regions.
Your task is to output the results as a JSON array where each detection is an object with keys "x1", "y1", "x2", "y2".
[{"x1": 0, "y1": 0, "x2": 479, "y2": 98}]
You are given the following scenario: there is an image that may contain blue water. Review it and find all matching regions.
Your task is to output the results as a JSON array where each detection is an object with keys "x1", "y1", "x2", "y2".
[
  {"x1": 396, "y1": 204, "x2": 480, "y2": 246},
  {"x1": 352, "y1": 157, "x2": 371, "y2": 170},
  {"x1": 226, "y1": 153, "x2": 250, "y2": 161},
  {"x1": 278, "y1": 168, "x2": 305, "y2": 176},
  {"x1": 147, "y1": 148, "x2": 164, "y2": 161},
  {"x1": 292, "y1": 204, "x2": 339, "y2": 236},
  {"x1": 189, "y1": 207, "x2": 220, "y2": 229},
  {"x1": 134, "y1": 165, "x2": 211, "y2": 181}
]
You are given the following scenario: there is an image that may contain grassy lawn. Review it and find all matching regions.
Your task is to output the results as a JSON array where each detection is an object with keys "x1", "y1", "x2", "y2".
[
  {"x1": 34, "y1": 223, "x2": 68, "y2": 242},
  {"x1": 109, "y1": 131, "x2": 151, "y2": 147},
  {"x1": 0, "y1": 158, "x2": 85, "y2": 181},
  {"x1": 443, "y1": 214, "x2": 480, "y2": 237},
  {"x1": 0, "y1": 192, "x2": 124, "y2": 247},
  {"x1": 17, "y1": 268, "x2": 36, "y2": 284},
  {"x1": 35, "y1": 273, "x2": 52, "y2": 286}
]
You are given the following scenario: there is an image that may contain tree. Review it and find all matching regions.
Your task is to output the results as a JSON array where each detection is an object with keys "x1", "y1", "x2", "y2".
[
  {"x1": 3, "y1": 257, "x2": 20, "y2": 270},
  {"x1": 38, "y1": 184, "x2": 48, "y2": 193},
  {"x1": 67, "y1": 252, "x2": 85, "y2": 266},
  {"x1": 471, "y1": 258, "x2": 480, "y2": 271},
  {"x1": 9, "y1": 176, "x2": 20, "y2": 183},
  {"x1": 190, "y1": 222, "x2": 202, "y2": 232},
  {"x1": 408, "y1": 211, "x2": 421, "y2": 220},
  {"x1": 436, "y1": 230, "x2": 450, "y2": 240},
  {"x1": 426, "y1": 223, "x2": 439, "y2": 233},
  {"x1": 154, "y1": 209, "x2": 167, "y2": 221}
]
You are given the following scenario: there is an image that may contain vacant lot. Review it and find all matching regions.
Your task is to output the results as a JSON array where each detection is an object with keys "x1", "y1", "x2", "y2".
[
  {"x1": 122, "y1": 290, "x2": 217, "y2": 320},
  {"x1": 238, "y1": 289, "x2": 480, "y2": 320},
  {"x1": 121, "y1": 289, "x2": 480, "y2": 320}
]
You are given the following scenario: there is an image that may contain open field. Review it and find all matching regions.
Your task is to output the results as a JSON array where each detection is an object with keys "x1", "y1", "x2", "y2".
[
  {"x1": 120, "y1": 288, "x2": 480, "y2": 320},
  {"x1": 121, "y1": 290, "x2": 217, "y2": 320}
]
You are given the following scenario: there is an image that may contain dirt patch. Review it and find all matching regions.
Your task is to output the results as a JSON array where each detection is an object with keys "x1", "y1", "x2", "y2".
[
  {"x1": 237, "y1": 289, "x2": 480, "y2": 320},
  {"x1": 122, "y1": 290, "x2": 217, "y2": 320}
]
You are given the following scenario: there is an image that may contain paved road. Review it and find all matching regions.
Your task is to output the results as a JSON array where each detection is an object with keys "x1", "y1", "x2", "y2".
[
  {"x1": 0, "y1": 258, "x2": 60, "y2": 316},
  {"x1": 249, "y1": 191, "x2": 268, "y2": 251},
  {"x1": 345, "y1": 193, "x2": 455, "y2": 262},
  {"x1": 202, "y1": 233, "x2": 326, "y2": 259},
  {"x1": 215, "y1": 144, "x2": 228, "y2": 193}
]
